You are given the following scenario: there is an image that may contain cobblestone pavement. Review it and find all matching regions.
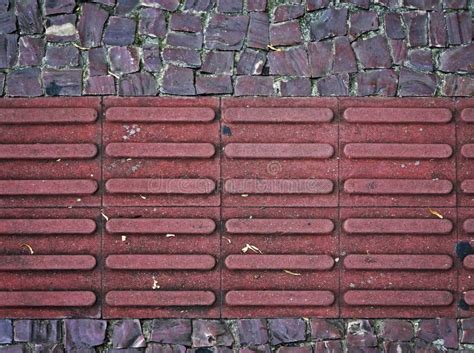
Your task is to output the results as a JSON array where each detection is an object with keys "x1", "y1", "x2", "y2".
[
  {"x1": 0, "y1": 0, "x2": 472, "y2": 97},
  {"x1": 0, "y1": 318, "x2": 473, "y2": 352}
]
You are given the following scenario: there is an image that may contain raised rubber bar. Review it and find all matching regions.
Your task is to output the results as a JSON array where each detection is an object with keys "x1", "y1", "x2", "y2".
[
  {"x1": 105, "y1": 178, "x2": 216, "y2": 194},
  {"x1": 106, "y1": 218, "x2": 216, "y2": 235},
  {"x1": 105, "y1": 291, "x2": 216, "y2": 306},
  {"x1": 344, "y1": 254, "x2": 453, "y2": 270},
  {"x1": 106, "y1": 254, "x2": 216, "y2": 270},
  {"x1": 0, "y1": 144, "x2": 98, "y2": 159},
  {"x1": 0, "y1": 291, "x2": 96, "y2": 307},
  {"x1": 343, "y1": 108, "x2": 452, "y2": 123},
  {"x1": 461, "y1": 180, "x2": 474, "y2": 194},
  {"x1": 224, "y1": 179, "x2": 334, "y2": 194},
  {"x1": 105, "y1": 143, "x2": 215, "y2": 158},
  {"x1": 0, "y1": 219, "x2": 97, "y2": 234},
  {"x1": 344, "y1": 179, "x2": 453, "y2": 195},
  {"x1": 464, "y1": 219, "x2": 474, "y2": 233},
  {"x1": 0, "y1": 108, "x2": 97, "y2": 124},
  {"x1": 464, "y1": 255, "x2": 474, "y2": 270},
  {"x1": 0, "y1": 255, "x2": 97, "y2": 271},
  {"x1": 106, "y1": 107, "x2": 215, "y2": 122},
  {"x1": 225, "y1": 290, "x2": 335, "y2": 306},
  {"x1": 225, "y1": 255, "x2": 334, "y2": 270},
  {"x1": 225, "y1": 219, "x2": 335, "y2": 234},
  {"x1": 343, "y1": 218, "x2": 453, "y2": 234},
  {"x1": 224, "y1": 143, "x2": 334, "y2": 159},
  {"x1": 465, "y1": 291, "x2": 474, "y2": 305},
  {"x1": 0, "y1": 180, "x2": 98, "y2": 195},
  {"x1": 461, "y1": 144, "x2": 474, "y2": 158},
  {"x1": 344, "y1": 290, "x2": 453, "y2": 306},
  {"x1": 461, "y1": 108, "x2": 474, "y2": 122},
  {"x1": 224, "y1": 108, "x2": 334, "y2": 123},
  {"x1": 344, "y1": 143, "x2": 453, "y2": 159}
]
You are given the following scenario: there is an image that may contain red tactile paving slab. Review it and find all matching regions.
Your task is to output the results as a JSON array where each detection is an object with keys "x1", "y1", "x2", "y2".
[
  {"x1": 102, "y1": 207, "x2": 220, "y2": 318},
  {"x1": 340, "y1": 98, "x2": 456, "y2": 207},
  {"x1": 103, "y1": 97, "x2": 220, "y2": 207},
  {"x1": 457, "y1": 100, "x2": 474, "y2": 207},
  {"x1": 0, "y1": 98, "x2": 101, "y2": 207},
  {"x1": 221, "y1": 207, "x2": 339, "y2": 318},
  {"x1": 221, "y1": 98, "x2": 339, "y2": 207},
  {"x1": 340, "y1": 207, "x2": 457, "y2": 318},
  {"x1": 459, "y1": 208, "x2": 474, "y2": 316},
  {"x1": 0, "y1": 208, "x2": 101, "y2": 318}
]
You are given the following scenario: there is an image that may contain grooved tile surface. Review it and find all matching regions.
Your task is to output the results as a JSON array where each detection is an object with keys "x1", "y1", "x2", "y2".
[{"x1": 1, "y1": 97, "x2": 474, "y2": 318}]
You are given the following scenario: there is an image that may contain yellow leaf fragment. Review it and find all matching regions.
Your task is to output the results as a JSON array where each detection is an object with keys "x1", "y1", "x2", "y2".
[
  {"x1": 267, "y1": 44, "x2": 282, "y2": 51},
  {"x1": 21, "y1": 243, "x2": 34, "y2": 255},
  {"x1": 241, "y1": 243, "x2": 262, "y2": 254},
  {"x1": 283, "y1": 270, "x2": 301, "y2": 276},
  {"x1": 428, "y1": 208, "x2": 444, "y2": 219},
  {"x1": 101, "y1": 212, "x2": 109, "y2": 221},
  {"x1": 152, "y1": 276, "x2": 160, "y2": 290}
]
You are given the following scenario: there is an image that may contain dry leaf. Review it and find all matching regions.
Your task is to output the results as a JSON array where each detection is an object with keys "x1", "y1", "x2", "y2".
[
  {"x1": 72, "y1": 42, "x2": 88, "y2": 50},
  {"x1": 101, "y1": 212, "x2": 109, "y2": 221},
  {"x1": 223, "y1": 236, "x2": 232, "y2": 244},
  {"x1": 139, "y1": 195, "x2": 147, "y2": 200},
  {"x1": 241, "y1": 243, "x2": 262, "y2": 254},
  {"x1": 241, "y1": 194, "x2": 249, "y2": 197},
  {"x1": 152, "y1": 276, "x2": 160, "y2": 290},
  {"x1": 165, "y1": 233, "x2": 176, "y2": 238},
  {"x1": 267, "y1": 44, "x2": 282, "y2": 51},
  {"x1": 283, "y1": 270, "x2": 301, "y2": 276},
  {"x1": 428, "y1": 208, "x2": 444, "y2": 219},
  {"x1": 21, "y1": 243, "x2": 34, "y2": 255}
]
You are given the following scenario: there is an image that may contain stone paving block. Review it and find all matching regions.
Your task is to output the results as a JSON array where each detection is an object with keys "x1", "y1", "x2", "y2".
[
  {"x1": 221, "y1": 98, "x2": 338, "y2": 207},
  {"x1": 0, "y1": 208, "x2": 101, "y2": 318},
  {"x1": 0, "y1": 98, "x2": 101, "y2": 207},
  {"x1": 222, "y1": 207, "x2": 339, "y2": 318},
  {"x1": 103, "y1": 97, "x2": 220, "y2": 207},
  {"x1": 340, "y1": 98, "x2": 456, "y2": 207},
  {"x1": 102, "y1": 207, "x2": 220, "y2": 318},
  {"x1": 341, "y1": 207, "x2": 457, "y2": 318}
]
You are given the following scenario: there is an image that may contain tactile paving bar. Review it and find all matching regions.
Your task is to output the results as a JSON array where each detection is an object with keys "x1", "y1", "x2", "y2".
[
  {"x1": 103, "y1": 97, "x2": 220, "y2": 207},
  {"x1": 459, "y1": 208, "x2": 474, "y2": 317},
  {"x1": 221, "y1": 207, "x2": 339, "y2": 317},
  {"x1": 221, "y1": 98, "x2": 338, "y2": 207},
  {"x1": 340, "y1": 98, "x2": 456, "y2": 207},
  {"x1": 0, "y1": 208, "x2": 101, "y2": 318},
  {"x1": 102, "y1": 207, "x2": 220, "y2": 318},
  {"x1": 0, "y1": 98, "x2": 101, "y2": 207},
  {"x1": 457, "y1": 100, "x2": 474, "y2": 207},
  {"x1": 341, "y1": 207, "x2": 457, "y2": 318}
]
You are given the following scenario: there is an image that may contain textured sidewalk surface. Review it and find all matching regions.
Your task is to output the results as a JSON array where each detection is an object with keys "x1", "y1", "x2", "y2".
[
  {"x1": 0, "y1": 318, "x2": 473, "y2": 352},
  {"x1": 0, "y1": 0, "x2": 471, "y2": 97}
]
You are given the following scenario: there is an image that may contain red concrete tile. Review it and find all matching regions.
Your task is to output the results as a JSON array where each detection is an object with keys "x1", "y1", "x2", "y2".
[
  {"x1": 103, "y1": 97, "x2": 220, "y2": 207},
  {"x1": 0, "y1": 207, "x2": 101, "y2": 318},
  {"x1": 221, "y1": 98, "x2": 338, "y2": 207},
  {"x1": 102, "y1": 206, "x2": 220, "y2": 318},
  {"x1": 340, "y1": 98, "x2": 456, "y2": 207},
  {"x1": 221, "y1": 207, "x2": 339, "y2": 318},
  {"x1": 457, "y1": 99, "x2": 474, "y2": 207},
  {"x1": 0, "y1": 98, "x2": 101, "y2": 207},
  {"x1": 340, "y1": 207, "x2": 457, "y2": 318},
  {"x1": 458, "y1": 208, "x2": 474, "y2": 317}
]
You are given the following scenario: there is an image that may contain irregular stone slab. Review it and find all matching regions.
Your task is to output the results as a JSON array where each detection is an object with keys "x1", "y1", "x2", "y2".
[
  {"x1": 196, "y1": 75, "x2": 232, "y2": 94},
  {"x1": 429, "y1": 11, "x2": 447, "y2": 47},
  {"x1": 116, "y1": 0, "x2": 140, "y2": 14},
  {"x1": 85, "y1": 75, "x2": 116, "y2": 95},
  {"x1": 142, "y1": 44, "x2": 162, "y2": 72},
  {"x1": 119, "y1": 72, "x2": 158, "y2": 96},
  {"x1": 6, "y1": 67, "x2": 42, "y2": 97},
  {"x1": 310, "y1": 319, "x2": 342, "y2": 340},
  {"x1": 150, "y1": 319, "x2": 192, "y2": 346},
  {"x1": 379, "y1": 320, "x2": 414, "y2": 342},
  {"x1": 104, "y1": 16, "x2": 136, "y2": 46},
  {"x1": 217, "y1": 0, "x2": 243, "y2": 13},
  {"x1": 63, "y1": 320, "x2": 107, "y2": 351},
  {"x1": 88, "y1": 47, "x2": 108, "y2": 76},
  {"x1": 268, "y1": 319, "x2": 306, "y2": 345},
  {"x1": 13, "y1": 321, "x2": 60, "y2": 344},
  {"x1": 236, "y1": 48, "x2": 266, "y2": 75},
  {"x1": 78, "y1": 3, "x2": 109, "y2": 48},
  {"x1": 355, "y1": 69, "x2": 398, "y2": 96},
  {"x1": 446, "y1": 12, "x2": 471, "y2": 45},
  {"x1": 347, "y1": 320, "x2": 377, "y2": 347},
  {"x1": 352, "y1": 35, "x2": 392, "y2": 69},
  {"x1": 349, "y1": 11, "x2": 379, "y2": 38},
  {"x1": 248, "y1": 12, "x2": 269, "y2": 49},
  {"x1": 184, "y1": 0, "x2": 215, "y2": 11},
  {"x1": 18, "y1": 36, "x2": 44, "y2": 66},
  {"x1": 237, "y1": 319, "x2": 269, "y2": 346},
  {"x1": 403, "y1": 12, "x2": 428, "y2": 47},
  {"x1": 248, "y1": 0, "x2": 267, "y2": 11},
  {"x1": 112, "y1": 320, "x2": 145, "y2": 349},
  {"x1": 280, "y1": 78, "x2": 312, "y2": 96},
  {"x1": 310, "y1": 8, "x2": 347, "y2": 41},
  {"x1": 389, "y1": 39, "x2": 408, "y2": 64},
  {"x1": 398, "y1": 68, "x2": 437, "y2": 96},
  {"x1": 308, "y1": 40, "x2": 333, "y2": 77},
  {"x1": 0, "y1": 320, "x2": 12, "y2": 344},
  {"x1": 163, "y1": 47, "x2": 201, "y2": 68},
  {"x1": 317, "y1": 73, "x2": 349, "y2": 96},
  {"x1": 45, "y1": 45, "x2": 80, "y2": 68},
  {"x1": 43, "y1": 69, "x2": 83, "y2": 96},
  {"x1": 139, "y1": 8, "x2": 166, "y2": 38},
  {"x1": 201, "y1": 50, "x2": 233, "y2": 75},
  {"x1": 438, "y1": 44, "x2": 473, "y2": 72},
  {"x1": 235, "y1": 76, "x2": 273, "y2": 96},
  {"x1": 205, "y1": 14, "x2": 249, "y2": 50},
  {"x1": 15, "y1": 0, "x2": 42, "y2": 34},
  {"x1": 44, "y1": 0, "x2": 76, "y2": 15},
  {"x1": 385, "y1": 13, "x2": 405, "y2": 39},
  {"x1": 170, "y1": 13, "x2": 202, "y2": 33},
  {"x1": 334, "y1": 37, "x2": 357, "y2": 74},
  {"x1": 161, "y1": 65, "x2": 195, "y2": 95},
  {"x1": 270, "y1": 21, "x2": 302, "y2": 46},
  {"x1": 406, "y1": 49, "x2": 433, "y2": 72},
  {"x1": 442, "y1": 74, "x2": 474, "y2": 96},
  {"x1": 0, "y1": 11, "x2": 16, "y2": 33},
  {"x1": 109, "y1": 46, "x2": 140, "y2": 74},
  {"x1": 142, "y1": 0, "x2": 180, "y2": 11},
  {"x1": 0, "y1": 33, "x2": 17, "y2": 68},
  {"x1": 45, "y1": 14, "x2": 78, "y2": 42},
  {"x1": 274, "y1": 5, "x2": 305, "y2": 23},
  {"x1": 167, "y1": 32, "x2": 203, "y2": 49},
  {"x1": 191, "y1": 320, "x2": 234, "y2": 347},
  {"x1": 268, "y1": 46, "x2": 310, "y2": 76}
]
